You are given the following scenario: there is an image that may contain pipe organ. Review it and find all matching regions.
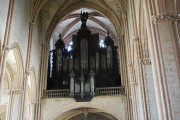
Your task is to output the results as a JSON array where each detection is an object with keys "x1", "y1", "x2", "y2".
[{"x1": 47, "y1": 12, "x2": 121, "y2": 101}]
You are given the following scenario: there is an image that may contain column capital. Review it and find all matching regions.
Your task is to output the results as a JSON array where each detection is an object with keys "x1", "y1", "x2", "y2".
[
  {"x1": 25, "y1": 70, "x2": 32, "y2": 75},
  {"x1": 131, "y1": 81, "x2": 138, "y2": 86},
  {"x1": 152, "y1": 14, "x2": 180, "y2": 23},
  {"x1": 133, "y1": 36, "x2": 139, "y2": 42},
  {"x1": 139, "y1": 58, "x2": 151, "y2": 65},
  {"x1": 3, "y1": 45, "x2": 10, "y2": 52},
  {"x1": 122, "y1": 12, "x2": 128, "y2": 20},
  {"x1": 127, "y1": 62, "x2": 133, "y2": 67},
  {"x1": 29, "y1": 100, "x2": 40, "y2": 106},
  {"x1": 7, "y1": 89, "x2": 23, "y2": 95}
]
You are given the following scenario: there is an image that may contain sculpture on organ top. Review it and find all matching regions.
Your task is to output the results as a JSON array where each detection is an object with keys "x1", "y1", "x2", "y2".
[{"x1": 80, "y1": 11, "x2": 89, "y2": 28}]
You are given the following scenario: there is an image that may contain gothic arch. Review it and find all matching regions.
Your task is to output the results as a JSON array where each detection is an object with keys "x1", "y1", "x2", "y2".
[
  {"x1": 8, "y1": 43, "x2": 24, "y2": 89},
  {"x1": 0, "y1": 64, "x2": 13, "y2": 104},
  {"x1": 1, "y1": 43, "x2": 24, "y2": 102},
  {"x1": 45, "y1": 2, "x2": 121, "y2": 43},
  {"x1": 54, "y1": 107, "x2": 118, "y2": 120},
  {"x1": 32, "y1": 0, "x2": 123, "y2": 33}
]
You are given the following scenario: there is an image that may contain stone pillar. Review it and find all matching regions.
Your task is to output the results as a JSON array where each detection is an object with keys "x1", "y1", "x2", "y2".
[
  {"x1": 122, "y1": 12, "x2": 134, "y2": 120},
  {"x1": 6, "y1": 89, "x2": 23, "y2": 120},
  {"x1": 0, "y1": 0, "x2": 15, "y2": 102},
  {"x1": 128, "y1": 0, "x2": 149, "y2": 119},
  {"x1": 143, "y1": 0, "x2": 180, "y2": 120},
  {"x1": 40, "y1": 42, "x2": 49, "y2": 92},
  {"x1": 30, "y1": 101, "x2": 39, "y2": 120},
  {"x1": 21, "y1": 22, "x2": 35, "y2": 120},
  {"x1": 37, "y1": 41, "x2": 49, "y2": 120}
]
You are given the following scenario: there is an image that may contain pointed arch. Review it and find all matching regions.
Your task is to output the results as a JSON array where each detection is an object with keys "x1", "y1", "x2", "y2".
[
  {"x1": 7, "y1": 43, "x2": 24, "y2": 89},
  {"x1": 46, "y1": 2, "x2": 121, "y2": 43},
  {"x1": 46, "y1": 103, "x2": 123, "y2": 120}
]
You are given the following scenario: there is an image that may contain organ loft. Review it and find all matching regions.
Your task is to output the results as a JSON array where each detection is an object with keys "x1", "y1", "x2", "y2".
[{"x1": 47, "y1": 12, "x2": 121, "y2": 101}]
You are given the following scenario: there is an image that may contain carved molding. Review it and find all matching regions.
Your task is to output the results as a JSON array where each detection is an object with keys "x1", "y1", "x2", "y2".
[
  {"x1": 131, "y1": 81, "x2": 138, "y2": 86},
  {"x1": 139, "y1": 58, "x2": 151, "y2": 65},
  {"x1": 7, "y1": 89, "x2": 23, "y2": 95},
  {"x1": 152, "y1": 14, "x2": 180, "y2": 23},
  {"x1": 127, "y1": 62, "x2": 133, "y2": 67},
  {"x1": 29, "y1": 101, "x2": 40, "y2": 106},
  {"x1": 122, "y1": 12, "x2": 127, "y2": 20},
  {"x1": 3, "y1": 45, "x2": 10, "y2": 52},
  {"x1": 133, "y1": 36, "x2": 139, "y2": 42},
  {"x1": 25, "y1": 70, "x2": 32, "y2": 75}
]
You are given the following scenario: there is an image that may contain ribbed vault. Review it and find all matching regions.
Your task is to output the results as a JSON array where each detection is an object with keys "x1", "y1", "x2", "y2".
[{"x1": 32, "y1": 0, "x2": 126, "y2": 46}]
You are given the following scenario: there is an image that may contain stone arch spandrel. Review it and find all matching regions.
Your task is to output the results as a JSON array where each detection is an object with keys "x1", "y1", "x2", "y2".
[
  {"x1": 54, "y1": 107, "x2": 118, "y2": 120},
  {"x1": 51, "y1": 104, "x2": 122, "y2": 120},
  {"x1": 42, "y1": 96, "x2": 126, "y2": 120}
]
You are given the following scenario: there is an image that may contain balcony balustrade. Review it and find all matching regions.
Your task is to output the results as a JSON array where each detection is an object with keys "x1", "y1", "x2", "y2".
[{"x1": 43, "y1": 87, "x2": 125, "y2": 98}]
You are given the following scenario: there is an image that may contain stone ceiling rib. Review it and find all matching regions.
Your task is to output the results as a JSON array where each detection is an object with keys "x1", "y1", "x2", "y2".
[
  {"x1": 46, "y1": 2, "x2": 121, "y2": 42},
  {"x1": 89, "y1": 17, "x2": 116, "y2": 39},
  {"x1": 63, "y1": 12, "x2": 104, "y2": 21},
  {"x1": 61, "y1": 18, "x2": 80, "y2": 38}
]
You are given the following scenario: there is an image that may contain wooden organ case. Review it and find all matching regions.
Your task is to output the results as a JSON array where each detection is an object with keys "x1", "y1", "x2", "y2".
[{"x1": 47, "y1": 12, "x2": 121, "y2": 101}]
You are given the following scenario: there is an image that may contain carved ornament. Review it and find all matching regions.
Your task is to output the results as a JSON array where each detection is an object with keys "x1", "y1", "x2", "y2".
[
  {"x1": 139, "y1": 58, "x2": 151, "y2": 65},
  {"x1": 152, "y1": 14, "x2": 180, "y2": 23},
  {"x1": 30, "y1": 101, "x2": 40, "y2": 105},
  {"x1": 133, "y1": 36, "x2": 139, "y2": 42},
  {"x1": 7, "y1": 89, "x2": 23, "y2": 95}
]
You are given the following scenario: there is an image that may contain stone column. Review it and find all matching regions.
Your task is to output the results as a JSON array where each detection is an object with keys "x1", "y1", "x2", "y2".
[
  {"x1": 6, "y1": 89, "x2": 23, "y2": 120},
  {"x1": 30, "y1": 101, "x2": 39, "y2": 120},
  {"x1": 21, "y1": 22, "x2": 35, "y2": 120},
  {"x1": 0, "y1": 0, "x2": 15, "y2": 103},
  {"x1": 143, "y1": 0, "x2": 180, "y2": 120},
  {"x1": 128, "y1": 0, "x2": 149, "y2": 119},
  {"x1": 122, "y1": 12, "x2": 134, "y2": 120},
  {"x1": 37, "y1": 41, "x2": 49, "y2": 120}
]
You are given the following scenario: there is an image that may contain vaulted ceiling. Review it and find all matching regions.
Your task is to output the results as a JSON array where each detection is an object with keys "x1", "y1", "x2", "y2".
[{"x1": 33, "y1": 0, "x2": 126, "y2": 46}]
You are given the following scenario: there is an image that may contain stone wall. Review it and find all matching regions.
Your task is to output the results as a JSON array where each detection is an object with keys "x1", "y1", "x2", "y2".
[{"x1": 41, "y1": 96, "x2": 127, "y2": 120}]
